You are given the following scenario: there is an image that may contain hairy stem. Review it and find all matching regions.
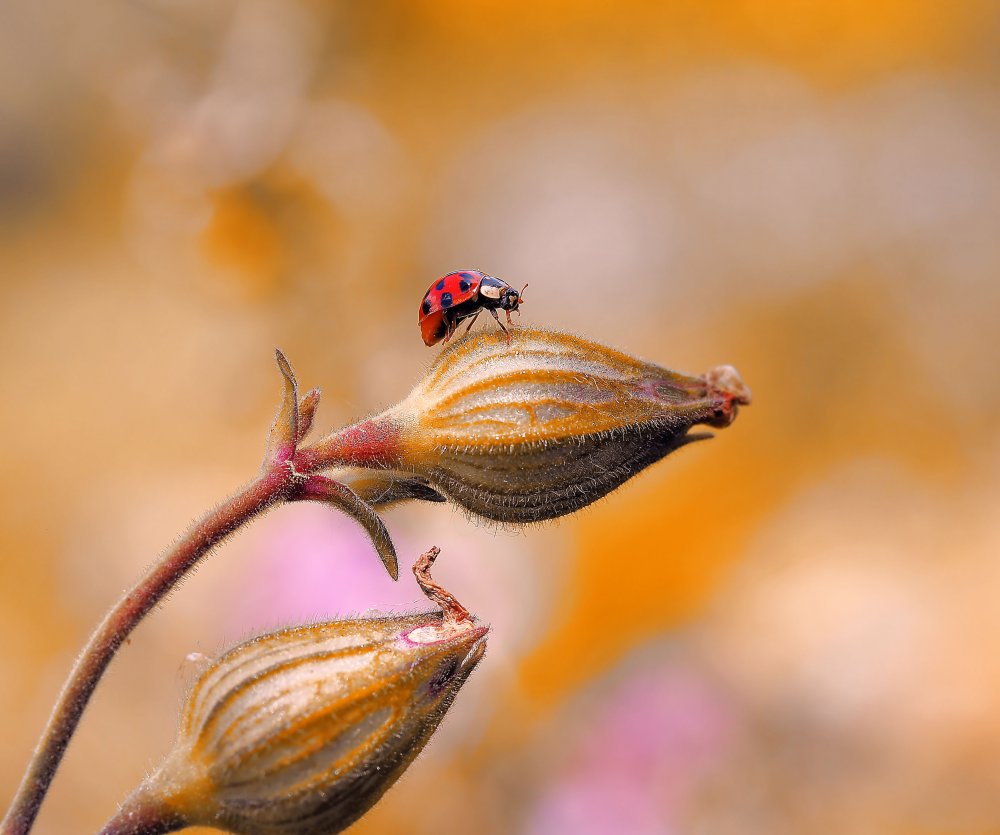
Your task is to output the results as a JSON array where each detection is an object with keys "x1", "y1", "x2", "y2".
[
  {"x1": 2, "y1": 351, "x2": 402, "y2": 834},
  {"x1": 1, "y1": 471, "x2": 290, "y2": 835}
]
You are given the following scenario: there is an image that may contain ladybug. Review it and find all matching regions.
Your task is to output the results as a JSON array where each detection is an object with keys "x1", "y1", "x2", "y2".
[{"x1": 418, "y1": 270, "x2": 527, "y2": 346}]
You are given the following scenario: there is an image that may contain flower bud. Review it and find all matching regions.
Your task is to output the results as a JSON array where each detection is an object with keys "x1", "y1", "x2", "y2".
[
  {"x1": 389, "y1": 327, "x2": 751, "y2": 523},
  {"x1": 104, "y1": 551, "x2": 486, "y2": 835}
]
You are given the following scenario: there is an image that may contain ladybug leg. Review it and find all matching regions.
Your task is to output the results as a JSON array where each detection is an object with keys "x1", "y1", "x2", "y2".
[
  {"x1": 489, "y1": 308, "x2": 511, "y2": 346},
  {"x1": 462, "y1": 310, "x2": 482, "y2": 335},
  {"x1": 442, "y1": 314, "x2": 457, "y2": 344}
]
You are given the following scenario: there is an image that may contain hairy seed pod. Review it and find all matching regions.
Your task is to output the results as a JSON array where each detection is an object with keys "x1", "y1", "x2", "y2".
[
  {"x1": 103, "y1": 551, "x2": 485, "y2": 835},
  {"x1": 304, "y1": 327, "x2": 750, "y2": 524},
  {"x1": 388, "y1": 327, "x2": 751, "y2": 523}
]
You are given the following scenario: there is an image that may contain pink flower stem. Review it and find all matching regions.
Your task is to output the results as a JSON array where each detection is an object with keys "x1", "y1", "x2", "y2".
[
  {"x1": 2, "y1": 471, "x2": 288, "y2": 835},
  {"x1": 2, "y1": 352, "x2": 399, "y2": 835}
]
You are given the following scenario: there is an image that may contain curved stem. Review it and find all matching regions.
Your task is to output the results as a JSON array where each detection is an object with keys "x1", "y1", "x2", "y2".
[
  {"x1": 2, "y1": 351, "x2": 406, "y2": 834},
  {"x1": 1, "y1": 471, "x2": 292, "y2": 835}
]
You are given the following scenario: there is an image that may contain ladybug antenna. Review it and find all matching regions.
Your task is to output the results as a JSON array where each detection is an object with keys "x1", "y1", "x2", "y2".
[{"x1": 519, "y1": 283, "x2": 528, "y2": 303}]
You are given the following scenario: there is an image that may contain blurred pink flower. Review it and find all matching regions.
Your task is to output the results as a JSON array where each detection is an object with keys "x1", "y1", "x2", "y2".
[
  {"x1": 527, "y1": 663, "x2": 735, "y2": 835},
  {"x1": 224, "y1": 504, "x2": 417, "y2": 636}
]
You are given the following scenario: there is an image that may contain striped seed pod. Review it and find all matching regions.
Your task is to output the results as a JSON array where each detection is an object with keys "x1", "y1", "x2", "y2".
[
  {"x1": 329, "y1": 327, "x2": 750, "y2": 523},
  {"x1": 103, "y1": 550, "x2": 486, "y2": 835}
]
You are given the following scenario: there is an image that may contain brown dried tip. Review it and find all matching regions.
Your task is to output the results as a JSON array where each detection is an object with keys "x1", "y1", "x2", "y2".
[
  {"x1": 413, "y1": 546, "x2": 473, "y2": 625},
  {"x1": 704, "y1": 364, "x2": 752, "y2": 405},
  {"x1": 702, "y1": 364, "x2": 753, "y2": 427}
]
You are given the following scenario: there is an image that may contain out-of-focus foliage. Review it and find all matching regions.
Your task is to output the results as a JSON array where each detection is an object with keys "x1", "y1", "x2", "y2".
[{"x1": 1, "y1": 1, "x2": 999, "y2": 833}]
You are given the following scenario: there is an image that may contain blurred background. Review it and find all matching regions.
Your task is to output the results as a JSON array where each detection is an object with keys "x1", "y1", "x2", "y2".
[{"x1": 2, "y1": 1, "x2": 1000, "y2": 833}]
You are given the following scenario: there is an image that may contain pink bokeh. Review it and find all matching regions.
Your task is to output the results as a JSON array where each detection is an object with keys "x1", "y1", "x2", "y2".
[
  {"x1": 528, "y1": 664, "x2": 735, "y2": 835},
  {"x1": 224, "y1": 503, "x2": 423, "y2": 636}
]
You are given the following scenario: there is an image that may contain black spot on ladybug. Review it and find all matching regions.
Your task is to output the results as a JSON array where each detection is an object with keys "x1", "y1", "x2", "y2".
[
  {"x1": 459, "y1": 278, "x2": 471, "y2": 292},
  {"x1": 440, "y1": 292, "x2": 454, "y2": 308},
  {"x1": 435, "y1": 280, "x2": 445, "y2": 291},
  {"x1": 422, "y1": 299, "x2": 432, "y2": 315}
]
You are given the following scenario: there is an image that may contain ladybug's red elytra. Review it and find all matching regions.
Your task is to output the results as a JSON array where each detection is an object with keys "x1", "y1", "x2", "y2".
[{"x1": 418, "y1": 270, "x2": 527, "y2": 346}]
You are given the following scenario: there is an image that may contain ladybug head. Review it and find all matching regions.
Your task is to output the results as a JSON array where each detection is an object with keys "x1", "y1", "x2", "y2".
[{"x1": 499, "y1": 283, "x2": 527, "y2": 312}]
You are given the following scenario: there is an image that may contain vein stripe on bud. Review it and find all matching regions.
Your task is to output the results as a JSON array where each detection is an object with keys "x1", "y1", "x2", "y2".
[
  {"x1": 392, "y1": 327, "x2": 749, "y2": 523},
  {"x1": 106, "y1": 568, "x2": 487, "y2": 835}
]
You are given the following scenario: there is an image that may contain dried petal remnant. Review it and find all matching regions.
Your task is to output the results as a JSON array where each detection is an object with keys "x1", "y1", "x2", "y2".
[
  {"x1": 413, "y1": 546, "x2": 473, "y2": 627},
  {"x1": 103, "y1": 553, "x2": 486, "y2": 835},
  {"x1": 389, "y1": 327, "x2": 750, "y2": 523}
]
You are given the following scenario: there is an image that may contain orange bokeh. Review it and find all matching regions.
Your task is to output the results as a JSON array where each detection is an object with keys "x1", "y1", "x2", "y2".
[{"x1": 2, "y1": 2, "x2": 999, "y2": 833}]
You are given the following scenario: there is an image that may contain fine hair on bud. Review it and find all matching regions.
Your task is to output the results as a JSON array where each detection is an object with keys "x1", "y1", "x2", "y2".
[
  {"x1": 102, "y1": 551, "x2": 486, "y2": 835},
  {"x1": 381, "y1": 327, "x2": 751, "y2": 523}
]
